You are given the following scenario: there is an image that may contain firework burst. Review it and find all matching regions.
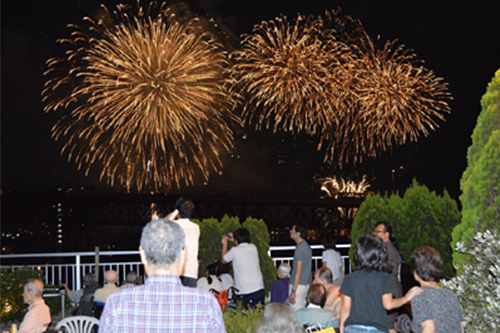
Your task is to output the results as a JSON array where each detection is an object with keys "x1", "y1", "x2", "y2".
[
  {"x1": 230, "y1": 15, "x2": 352, "y2": 135},
  {"x1": 319, "y1": 35, "x2": 452, "y2": 164},
  {"x1": 43, "y1": 3, "x2": 239, "y2": 191}
]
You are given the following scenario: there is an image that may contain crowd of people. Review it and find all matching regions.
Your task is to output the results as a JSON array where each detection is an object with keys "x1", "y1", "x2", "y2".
[{"x1": 7, "y1": 197, "x2": 464, "y2": 333}]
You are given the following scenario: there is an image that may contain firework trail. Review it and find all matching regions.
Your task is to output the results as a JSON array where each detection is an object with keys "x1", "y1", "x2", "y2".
[
  {"x1": 43, "y1": 2, "x2": 239, "y2": 191},
  {"x1": 230, "y1": 15, "x2": 353, "y2": 135}
]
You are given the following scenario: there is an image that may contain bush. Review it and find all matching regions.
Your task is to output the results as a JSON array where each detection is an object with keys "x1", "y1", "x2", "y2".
[
  {"x1": 0, "y1": 267, "x2": 65, "y2": 324},
  {"x1": 223, "y1": 303, "x2": 264, "y2": 333},
  {"x1": 352, "y1": 180, "x2": 460, "y2": 277},
  {"x1": 442, "y1": 229, "x2": 500, "y2": 332}
]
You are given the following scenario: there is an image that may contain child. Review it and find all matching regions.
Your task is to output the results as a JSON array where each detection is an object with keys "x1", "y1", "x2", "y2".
[
  {"x1": 270, "y1": 263, "x2": 291, "y2": 303},
  {"x1": 339, "y1": 234, "x2": 422, "y2": 333}
]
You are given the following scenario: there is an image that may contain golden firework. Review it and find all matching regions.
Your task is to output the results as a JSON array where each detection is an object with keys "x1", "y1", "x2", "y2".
[
  {"x1": 43, "y1": 3, "x2": 239, "y2": 191},
  {"x1": 230, "y1": 15, "x2": 352, "y2": 135},
  {"x1": 319, "y1": 35, "x2": 452, "y2": 164}
]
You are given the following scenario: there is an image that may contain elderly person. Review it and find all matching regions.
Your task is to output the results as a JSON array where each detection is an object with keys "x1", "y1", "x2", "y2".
[
  {"x1": 410, "y1": 247, "x2": 464, "y2": 333},
  {"x1": 18, "y1": 279, "x2": 51, "y2": 333},
  {"x1": 255, "y1": 303, "x2": 303, "y2": 333},
  {"x1": 313, "y1": 267, "x2": 342, "y2": 329},
  {"x1": 94, "y1": 270, "x2": 120, "y2": 303},
  {"x1": 61, "y1": 273, "x2": 99, "y2": 316},
  {"x1": 296, "y1": 283, "x2": 333, "y2": 329},
  {"x1": 99, "y1": 219, "x2": 225, "y2": 332},
  {"x1": 270, "y1": 263, "x2": 291, "y2": 303},
  {"x1": 121, "y1": 271, "x2": 138, "y2": 289}
]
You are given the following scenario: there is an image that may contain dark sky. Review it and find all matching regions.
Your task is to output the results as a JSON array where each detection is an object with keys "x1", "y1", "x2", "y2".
[{"x1": 2, "y1": 0, "x2": 500, "y2": 200}]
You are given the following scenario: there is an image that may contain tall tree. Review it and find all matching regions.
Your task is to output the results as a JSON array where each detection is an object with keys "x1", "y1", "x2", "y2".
[{"x1": 453, "y1": 69, "x2": 500, "y2": 269}]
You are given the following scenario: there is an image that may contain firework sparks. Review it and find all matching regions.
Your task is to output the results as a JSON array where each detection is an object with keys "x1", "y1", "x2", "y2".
[
  {"x1": 319, "y1": 35, "x2": 452, "y2": 164},
  {"x1": 318, "y1": 175, "x2": 370, "y2": 198},
  {"x1": 43, "y1": 3, "x2": 239, "y2": 191},
  {"x1": 230, "y1": 15, "x2": 352, "y2": 135}
]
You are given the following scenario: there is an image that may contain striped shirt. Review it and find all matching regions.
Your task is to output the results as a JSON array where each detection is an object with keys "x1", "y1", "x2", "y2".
[{"x1": 99, "y1": 275, "x2": 226, "y2": 333}]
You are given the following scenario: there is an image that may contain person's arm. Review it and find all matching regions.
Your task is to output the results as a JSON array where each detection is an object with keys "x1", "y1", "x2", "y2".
[
  {"x1": 461, "y1": 322, "x2": 464, "y2": 333},
  {"x1": 339, "y1": 295, "x2": 351, "y2": 333},
  {"x1": 220, "y1": 233, "x2": 233, "y2": 264},
  {"x1": 289, "y1": 261, "x2": 302, "y2": 304},
  {"x1": 420, "y1": 319, "x2": 435, "y2": 333},
  {"x1": 382, "y1": 286, "x2": 422, "y2": 310}
]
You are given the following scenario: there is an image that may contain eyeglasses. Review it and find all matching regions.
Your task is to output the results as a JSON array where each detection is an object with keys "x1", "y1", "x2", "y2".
[{"x1": 373, "y1": 230, "x2": 386, "y2": 234}]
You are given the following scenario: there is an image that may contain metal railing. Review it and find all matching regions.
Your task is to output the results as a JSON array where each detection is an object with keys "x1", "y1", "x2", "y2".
[{"x1": 0, "y1": 244, "x2": 351, "y2": 290}]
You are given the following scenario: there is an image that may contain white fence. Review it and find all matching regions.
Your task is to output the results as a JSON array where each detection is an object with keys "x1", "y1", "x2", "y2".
[{"x1": 0, "y1": 244, "x2": 351, "y2": 290}]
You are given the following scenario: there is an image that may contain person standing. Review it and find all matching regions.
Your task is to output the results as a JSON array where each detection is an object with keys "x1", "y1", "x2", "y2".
[
  {"x1": 166, "y1": 197, "x2": 200, "y2": 287},
  {"x1": 289, "y1": 222, "x2": 312, "y2": 311},
  {"x1": 221, "y1": 228, "x2": 265, "y2": 308},
  {"x1": 99, "y1": 219, "x2": 225, "y2": 332},
  {"x1": 322, "y1": 236, "x2": 344, "y2": 286},
  {"x1": 410, "y1": 247, "x2": 464, "y2": 333},
  {"x1": 374, "y1": 222, "x2": 403, "y2": 333}
]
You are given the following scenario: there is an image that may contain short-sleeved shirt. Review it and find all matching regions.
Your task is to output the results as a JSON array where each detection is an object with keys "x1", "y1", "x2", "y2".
[
  {"x1": 297, "y1": 305, "x2": 333, "y2": 328},
  {"x1": 411, "y1": 287, "x2": 463, "y2": 333},
  {"x1": 322, "y1": 249, "x2": 344, "y2": 280},
  {"x1": 270, "y1": 277, "x2": 289, "y2": 303},
  {"x1": 99, "y1": 275, "x2": 225, "y2": 333},
  {"x1": 223, "y1": 243, "x2": 264, "y2": 294},
  {"x1": 18, "y1": 299, "x2": 51, "y2": 333},
  {"x1": 340, "y1": 270, "x2": 393, "y2": 332},
  {"x1": 175, "y1": 218, "x2": 200, "y2": 279},
  {"x1": 290, "y1": 240, "x2": 312, "y2": 286}
]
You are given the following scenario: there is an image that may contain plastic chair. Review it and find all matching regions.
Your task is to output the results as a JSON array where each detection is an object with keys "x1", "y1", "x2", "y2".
[{"x1": 55, "y1": 316, "x2": 100, "y2": 333}]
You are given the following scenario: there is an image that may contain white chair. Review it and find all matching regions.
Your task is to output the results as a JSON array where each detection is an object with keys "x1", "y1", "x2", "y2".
[{"x1": 55, "y1": 316, "x2": 99, "y2": 333}]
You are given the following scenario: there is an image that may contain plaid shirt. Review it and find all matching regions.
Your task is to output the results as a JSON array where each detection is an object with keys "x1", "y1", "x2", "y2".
[{"x1": 99, "y1": 275, "x2": 226, "y2": 333}]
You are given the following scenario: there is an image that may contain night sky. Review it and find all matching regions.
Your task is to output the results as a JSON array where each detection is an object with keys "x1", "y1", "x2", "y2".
[{"x1": 2, "y1": 0, "x2": 500, "y2": 200}]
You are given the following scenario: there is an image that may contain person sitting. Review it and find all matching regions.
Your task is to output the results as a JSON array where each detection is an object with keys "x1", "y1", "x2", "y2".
[
  {"x1": 94, "y1": 269, "x2": 120, "y2": 303},
  {"x1": 270, "y1": 263, "x2": 291, "y2": 303},
  {"x1": 255, "y1": 303, "x2": 303, "y2": 333},
  {"x1": 120, "y1": 271, "x2": 138, "y2": 289},
  {"x1": 216, "y1": 261, "x2": 234, "y2": 291},
  {"x1": 410, "y1": 246, "x2": 464, "y2": 333},
  {"x1": 197, "y1": 262, "x2": 224, "y2": 292},
  {"x1": 18, "y1": 279, "x2": 51, "y2": 333},
  {"x1": 61, "y1": 273, "x2": 99, "y2": 316},
  {"x1": 296, "y1": 283, "x2": 333, "y2": 329},
  {"x1": 313, "y1": 267, "x2": 342, "y2": 329}
]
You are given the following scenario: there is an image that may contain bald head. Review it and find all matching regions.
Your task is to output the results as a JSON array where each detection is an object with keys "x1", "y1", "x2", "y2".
[{"x1": 104, "y1": 270, "x2": 118, "y2": 284}]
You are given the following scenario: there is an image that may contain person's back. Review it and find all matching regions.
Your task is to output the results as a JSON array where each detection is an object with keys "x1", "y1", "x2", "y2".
[
  {"x1": 102, "y1": 275, "x2": 223, "y2": 332},
  {"x1": 411, "y1": 287, "x2": 462, "y2": 333}
]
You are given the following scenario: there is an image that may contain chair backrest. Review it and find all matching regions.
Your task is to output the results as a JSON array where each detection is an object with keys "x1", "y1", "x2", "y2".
[{"x1": 55, "y1": 316, "x2": 100, "y2": 333}]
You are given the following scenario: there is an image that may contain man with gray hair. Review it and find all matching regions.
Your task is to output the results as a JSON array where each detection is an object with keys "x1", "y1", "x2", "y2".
[
  {"x1": 18, "y1": 279, "x2": 51, "y2": 333},
  {"x1": 94, "y1": 269, "x2": 120, "y2": 303},
  {"x1": 99, "y1": 219, "x2": 225, "y2": 332}
]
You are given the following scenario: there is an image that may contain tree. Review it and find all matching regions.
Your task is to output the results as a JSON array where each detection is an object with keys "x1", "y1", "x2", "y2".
[
  {"x1": 442, "y1": 229, "x2": 500, "y2": 332},
  {"x1": 453, "y1": 69, "x2": 500, "y2": 269},
  {"x1": 352, "y1": 180, "x2": 460, "y2": 277}
]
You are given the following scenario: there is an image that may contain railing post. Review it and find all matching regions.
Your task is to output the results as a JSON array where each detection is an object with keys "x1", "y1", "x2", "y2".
[{"x1": 75, "y1": 254, "x2": 81, "y2": 290}]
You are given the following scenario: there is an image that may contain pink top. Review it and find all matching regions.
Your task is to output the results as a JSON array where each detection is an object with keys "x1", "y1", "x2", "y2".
[{"x1": 18, "y1": 299, "x2": 51, "y2": 333}]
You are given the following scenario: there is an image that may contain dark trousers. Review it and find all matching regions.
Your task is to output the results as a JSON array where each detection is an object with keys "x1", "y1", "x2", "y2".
[{"x1": 234, "y1": 288, "x2": 265, "y2": 309}]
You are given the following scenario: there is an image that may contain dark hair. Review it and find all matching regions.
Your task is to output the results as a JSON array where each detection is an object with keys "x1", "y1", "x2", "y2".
[
  {"x1": 354, "y1": 234, "x2": 389, "y2": 272},
  {"x1": 233, "y1": 228, "x2": 251, "y2": 244},
  {"x1": 411, "y1": 246, "x2": 444, "y2": 282},
  {"x1": 293, "y1": 223, "x2": 308, "y2": 239},
  {"x1": 207, "y1": 262, "x2": 218, "y2": 276},
  {"x1": 376, "y1": 221, "x2": 392, "y2": 235},
  {"x1": 316, "y1": 267, "x2": 333, "y2": 284},
  {"x1": 307, "y1": 284, "x2": 327, "y2": 307},
  {"x1": 323, "y1": 236, "x2": 337, "y2": 250},
  {"x1": 217, "y1": 261, "x2": 231, "y2": 275},
  {"x1": 175, "y1": 197, "x2": 195, "y2": 218}
]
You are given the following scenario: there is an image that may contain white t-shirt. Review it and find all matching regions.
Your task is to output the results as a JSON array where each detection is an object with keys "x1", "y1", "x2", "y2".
[
  {"x1": 223, "y1": 243, "x2": 264, "y2": 294},
  {"x1": 219, "y1": 273, "x2": 234, "y2": 290},
  {"x1": 322, "y1": 249, "x2": 344, "y2": 280},
  {"x1": 175, "y1": 218, "x2": 200, "y2": 279}
]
